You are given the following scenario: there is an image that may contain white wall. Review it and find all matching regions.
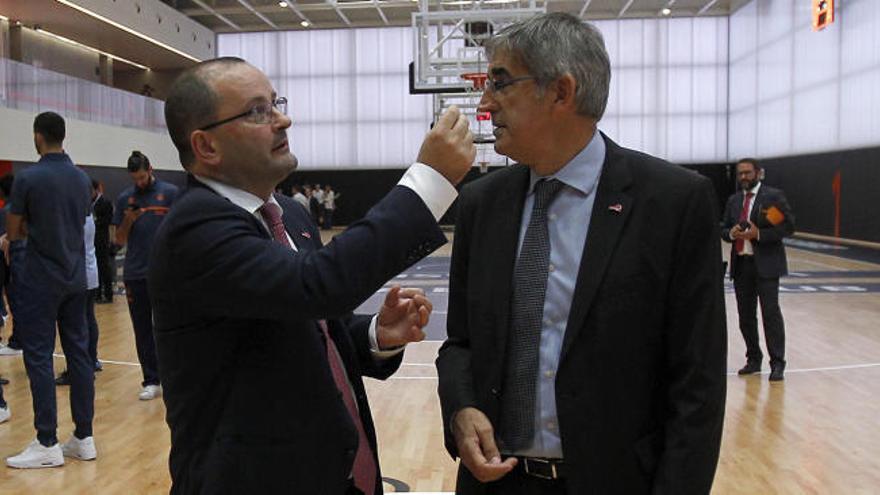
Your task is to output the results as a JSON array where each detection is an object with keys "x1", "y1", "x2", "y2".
[
  {"x1": 219, "y1": 17, "x2": 730, "y2": 169},
  {"x1": 0, "y1": 105, "x2": 180, "y2": 170},
  {"x1": 728, "y1": 0, "x2": 880, "y2": 159},
  {"x1": 597, "y1": 16, "x2": 729, "y2": 163},
  {"x1": 219, "y1": 28, "x2": 433, "y2": 170}
]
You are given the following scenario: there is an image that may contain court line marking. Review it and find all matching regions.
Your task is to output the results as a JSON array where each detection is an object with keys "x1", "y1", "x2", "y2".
[{"x1": 52, "y1": 354, "x2": 880, "y2": 378}]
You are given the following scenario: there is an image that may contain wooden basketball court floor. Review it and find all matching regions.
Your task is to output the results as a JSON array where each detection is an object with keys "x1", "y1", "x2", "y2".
[{"x1": 0, "y1": 234, "x2": 879, "y2": 494}]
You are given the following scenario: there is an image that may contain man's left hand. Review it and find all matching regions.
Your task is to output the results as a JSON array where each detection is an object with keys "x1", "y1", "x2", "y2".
[{"x1": 376, "y1": 286, "x2": 432, "y2": 349}]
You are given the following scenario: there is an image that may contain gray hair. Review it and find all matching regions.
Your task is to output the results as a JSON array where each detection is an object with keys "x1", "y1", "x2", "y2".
[{"x1": 484, "y1": 12, "x2": 611, "y2": 120}]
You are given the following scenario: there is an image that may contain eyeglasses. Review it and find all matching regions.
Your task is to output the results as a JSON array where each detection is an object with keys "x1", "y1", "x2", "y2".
[
  {"x1": 485, "y1": 76, "x2": 537, "y2": 93},
  {"x1": 199, "y1": 97, "x2": 288, "y2": 131}
]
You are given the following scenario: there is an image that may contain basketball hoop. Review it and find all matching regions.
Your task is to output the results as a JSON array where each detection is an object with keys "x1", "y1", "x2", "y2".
[{"x1": 461, "y1": 72, "x2": 488, "y2": 91}]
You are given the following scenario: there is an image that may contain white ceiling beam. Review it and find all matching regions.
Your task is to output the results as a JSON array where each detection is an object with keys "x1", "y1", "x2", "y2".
[
  {"x1": 327, "y1": 0, "x2": 353, "y2": 26},
  {"x1": 617, "y1": 0, "x2": 635, "y2": 18},
  {"x1": 283, "y1": 2, "x2": 313, "y2": 25},
  {"x1": 698, "y1": 0, "x2": 719, "y2": 15},
  {"x1": 191, "y1": 0, "x2": 242, "y2": 30},
  {"x1": 236, "y1": 0, "x2": 279, "y2": 29},
  {"x1": 373, "y1": 0, "x2": 390, "y2": 25},
  {"x1": 578, "y1": 0, "x2": 593, "y2": 19}
]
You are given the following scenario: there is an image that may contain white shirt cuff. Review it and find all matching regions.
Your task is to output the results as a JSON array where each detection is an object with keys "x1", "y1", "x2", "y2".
[
  {"x1": 368, "y1": 314, "x2": 406, "y2": 359},
  {"x1": 397, "y1": 162, "x2": 459, "y2": 221}
]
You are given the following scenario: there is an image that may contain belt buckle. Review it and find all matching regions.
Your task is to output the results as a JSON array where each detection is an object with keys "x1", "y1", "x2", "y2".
[{"x1": 523, "y1": 457, "x2": 557, "y2": 480}]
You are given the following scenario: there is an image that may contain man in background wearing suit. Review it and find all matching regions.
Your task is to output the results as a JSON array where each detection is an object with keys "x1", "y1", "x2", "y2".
[
  {"x1": 91, "y1": 180, "x2": 115, "y2": 304},
  {"x1": 722, "y1": 158, "x2": 795, "y2": 382},
  {"x1": 436, "y1": 13, "x2": 727, "y2": 494},
  {"x1": 151, "y1": 57, "x2": 474, "y2": 494}
]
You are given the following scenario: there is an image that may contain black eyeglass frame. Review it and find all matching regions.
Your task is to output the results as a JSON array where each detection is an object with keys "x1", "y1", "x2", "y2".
[
  {"x1": 485, "y1": 76, "x2": 538, "y2": 93},
  {"x1": 199, "y1": 97, "x2": 288, "y2": 131}
]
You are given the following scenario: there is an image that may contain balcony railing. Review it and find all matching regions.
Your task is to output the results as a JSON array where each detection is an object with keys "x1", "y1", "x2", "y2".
[{"x1": 0, "y1": 58, "x2": 166, "y2": 133}]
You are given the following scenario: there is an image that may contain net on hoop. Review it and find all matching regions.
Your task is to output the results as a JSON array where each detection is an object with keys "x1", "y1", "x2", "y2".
[{"x1": 461, "y1": 72, "x2": 489, "y2": 91}]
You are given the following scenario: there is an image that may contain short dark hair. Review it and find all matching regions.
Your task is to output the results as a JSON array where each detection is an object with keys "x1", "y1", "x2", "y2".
[
  {"x1": 91, "y1": 179, "x2": 100, "y2": 190},
  {"x1": 0, "y1": 174, "x2": 14, "y2": 198},
  {"x1": 165, "y1": 57, "x2": 248, "y2": 169},
  {"x1": 736, "y1": 158, "x2": 761, "y2": 171},
  {"x1": 33, "y1": 111, "x2": 66, "y2": 146},
  {"x1": 127, "y1": 150, "x2": 151, "y2": 172}
]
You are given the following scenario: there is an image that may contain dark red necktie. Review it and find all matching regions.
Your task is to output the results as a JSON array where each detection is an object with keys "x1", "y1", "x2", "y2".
[
  {"x1": 735, "y1": 192, "x2": 754, "y2": 254},
  {"x1": 259, "y1": 202, "x2": 377, "y2": 495}
]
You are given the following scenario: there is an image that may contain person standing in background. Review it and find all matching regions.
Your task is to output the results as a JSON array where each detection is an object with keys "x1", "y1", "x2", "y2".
[
  {"x1": 112, "y1": 151, "x2": 178, "y2": 401},
  {"x1": 57, "y1": 181, "x2": 103, "y2": 385},
  {"x1": 322, "y1": 185, "x2": 340, "y2": 230},
  {"x1": 91, "y1": 180, "x2": 115, "y2": 304},
  {"x1": 5, "y1": 111, "x2": 96, "y2": 469},
  {"x1": 722, "y1": 158, "x2": 794, "y2": 382}
]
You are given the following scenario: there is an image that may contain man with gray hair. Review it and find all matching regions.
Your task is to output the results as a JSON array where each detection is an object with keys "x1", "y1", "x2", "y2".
[{"x1": 437, "y1": 12, "x2": 727, "y2": 494}]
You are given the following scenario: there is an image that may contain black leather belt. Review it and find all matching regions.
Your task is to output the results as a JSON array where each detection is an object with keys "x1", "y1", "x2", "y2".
[{"x1": 516, "y1": 457, "x2": 567, "y2": 480}]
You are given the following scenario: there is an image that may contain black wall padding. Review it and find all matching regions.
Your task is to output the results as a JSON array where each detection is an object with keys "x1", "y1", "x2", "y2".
[
  {"x1": 749, "y1": 146, "x2": 880, "y2": 243},
  {"x1": 11, "y1": 143, "x2": 879, "y2": 243}
]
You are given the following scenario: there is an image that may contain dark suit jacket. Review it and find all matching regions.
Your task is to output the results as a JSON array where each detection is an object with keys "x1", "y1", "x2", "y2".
[
  {"x1": 436, "y1": 135, "x2": 727, "y2": 495},
  {"x1": 721, "y1": 184, "x2": 795, "y2": 279},
  {"x1": 92, "y1": 194, "x2": 114, "y2": 253},
  {"x1": 148, "y1": 176, "x2": 446, "y2": 494}
]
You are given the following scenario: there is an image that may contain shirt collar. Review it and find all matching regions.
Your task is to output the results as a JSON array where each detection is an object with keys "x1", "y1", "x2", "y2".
[
  {"x1": 528, "y1": 130, "x2": 605, "y2": 197},
  {"x1": 746, "y1": 182, "x2": 762, "y2": 196},
  {"x1": 39, "y1": 152, "x2": 69, "y2": 162},
  {"x1": 194, "y1": 175, "x2": 280, "y2": 216}
]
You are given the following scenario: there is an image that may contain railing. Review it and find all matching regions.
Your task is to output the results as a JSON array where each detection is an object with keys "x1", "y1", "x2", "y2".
[{"x1": 0, "y1": 58, "x2": 166, "y2": 133}]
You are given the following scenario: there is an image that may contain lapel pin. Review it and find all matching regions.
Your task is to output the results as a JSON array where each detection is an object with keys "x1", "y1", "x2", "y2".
[
  {"x1": 608, "y1": 203, "x2": 623, "y2": 213},
  {"x1": 301, "y1": 231, "x2": 311, "y2": 239}
]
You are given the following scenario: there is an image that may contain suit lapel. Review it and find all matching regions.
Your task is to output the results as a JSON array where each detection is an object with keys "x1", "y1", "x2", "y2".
[
  {"x1": 277, "y1": 196, "x2": 316, "y2": 252},
  {"x1": 560, "y1": 136, "x2": 633, "y2": 362},
  {"x1": 488, "y1": 165, "x2": 530, "y2": 359}
]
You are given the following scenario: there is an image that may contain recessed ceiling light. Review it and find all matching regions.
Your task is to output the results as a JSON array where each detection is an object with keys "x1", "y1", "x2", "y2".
[
  {"x1": 278, "y1": 1, "x2": 288, "y2": 7},
  {"x1": 661, "y1": 7, "x2": 671, "y2": 15},
  {"x1": 300, "y1": 20, "x2": 310, "y2": 27}
]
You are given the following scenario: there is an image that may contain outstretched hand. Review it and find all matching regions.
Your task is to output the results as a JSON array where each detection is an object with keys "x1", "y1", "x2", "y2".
[{"x1": 376, "y1": 285, "x2": 432, "y2": 349}]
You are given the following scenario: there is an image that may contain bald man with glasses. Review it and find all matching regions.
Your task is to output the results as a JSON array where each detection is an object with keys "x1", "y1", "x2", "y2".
[{"x1": 150, "y1": 57, "x2": 475, "y2": 494}]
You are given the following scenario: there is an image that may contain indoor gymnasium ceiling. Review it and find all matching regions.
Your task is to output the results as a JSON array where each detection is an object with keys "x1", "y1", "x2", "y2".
[{"x1": 160, "y1": 0, "x2": 753, "y2": 32}]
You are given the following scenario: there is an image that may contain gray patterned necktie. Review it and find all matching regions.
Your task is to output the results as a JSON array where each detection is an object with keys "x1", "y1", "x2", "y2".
[{"x1": 500, "y1": 178, "x2": 565, "y2": 451}]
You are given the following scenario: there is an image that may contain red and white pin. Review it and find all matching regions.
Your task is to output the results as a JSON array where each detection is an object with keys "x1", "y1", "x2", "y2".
[
  {"x1": 301, "y1": 231, "x2": 312, "y2": 239},
  {"x1": 608, "y1": 203, "x2": 624, "y2": 213}
]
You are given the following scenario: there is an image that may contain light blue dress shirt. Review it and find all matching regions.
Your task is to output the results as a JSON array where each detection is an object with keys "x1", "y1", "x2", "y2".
[{"x1": 512, "y1": 132, "x2": 605, "y2": 459}]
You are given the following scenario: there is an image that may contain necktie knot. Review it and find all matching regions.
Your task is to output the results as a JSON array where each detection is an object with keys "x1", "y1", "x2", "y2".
[
  {"x1": 533, "y1": 179, "x2": 565, "y2": 212},
  {"x1": 259, "y1": 202, "x2": 283, "y2": 225},
  {"x1": 746, "y1": 192, "x2": 754, "y2": 199}
]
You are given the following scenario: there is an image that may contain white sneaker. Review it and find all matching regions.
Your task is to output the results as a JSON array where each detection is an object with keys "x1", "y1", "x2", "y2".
[
  {"x1": 6, "y1": 439, "x2": 64, "y2": 469},
  {"x1": 138, "y1": 384, "x2": 162, "y2": 401},
  {"x1": 0, "y1": 405, "x2": 9, "y2": 424},
  {"x1": 0, "y1": 344, "x2": 22, "y2": 356},
  {"x1": 61, "y1": 435, "x2": 97, "y2": 461}
]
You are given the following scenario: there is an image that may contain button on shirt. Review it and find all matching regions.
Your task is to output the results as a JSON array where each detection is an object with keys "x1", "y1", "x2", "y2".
[
  {"x1": 513, "y1": 133, "x2": 605, "y2": 459},
  {"x1": 112, "y1": 179, "x2": 179, "y2": 280}
]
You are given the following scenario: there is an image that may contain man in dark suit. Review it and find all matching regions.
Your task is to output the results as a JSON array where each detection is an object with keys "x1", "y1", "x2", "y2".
[
  {"x1": 91, "y1": 180, "x2": 114, "y2": 304},
  {"x1": 151, "y1": 57, "x2": 474, "y2": 494},
  {"x1": 722, "y1": 158, "x2": 794, "y2": 382},
  {"x1": 436, "y1": 13, "x2": 727, "y2": 494}
]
